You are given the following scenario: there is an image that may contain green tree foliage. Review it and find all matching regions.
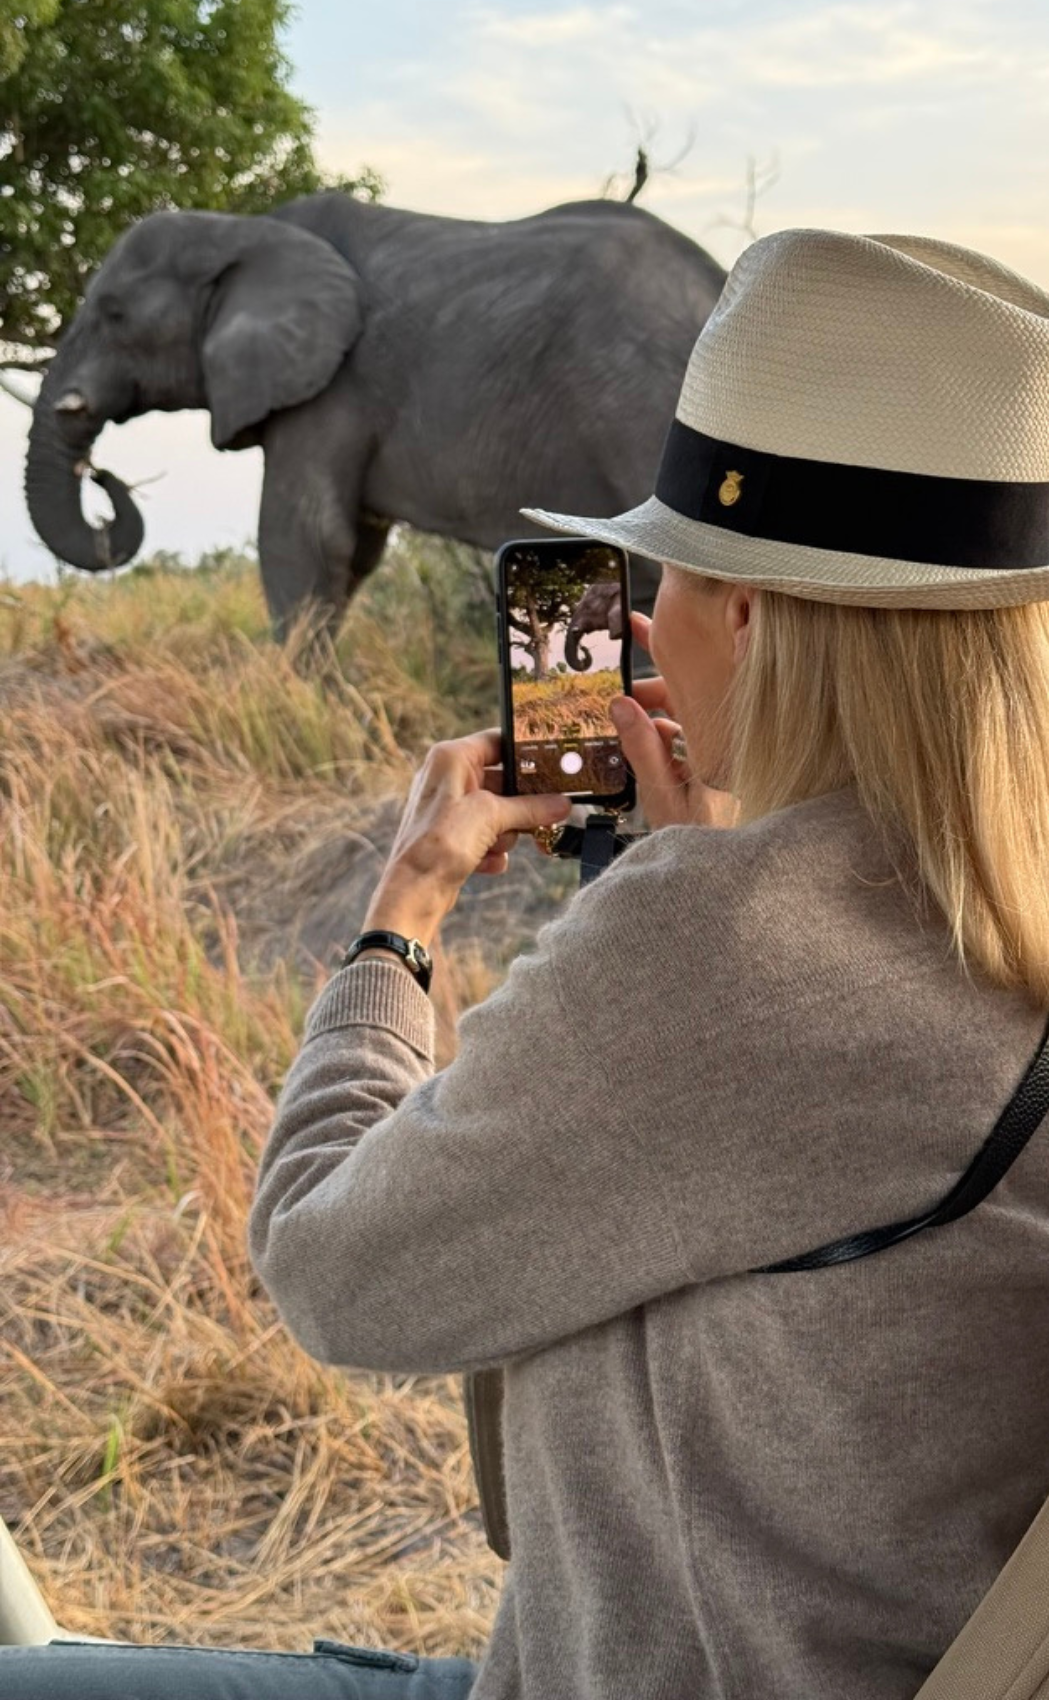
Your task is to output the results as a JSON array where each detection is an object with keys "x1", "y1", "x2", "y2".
[
  {"x1": 0, "y1": 0, "x2": 382, "y2": 358},
  {"x1": 505, "y1": 547, "x2": 600, "y2": 680},
  {"x1": 0, "y1": 0, "x2": 59, "y2": 80}
]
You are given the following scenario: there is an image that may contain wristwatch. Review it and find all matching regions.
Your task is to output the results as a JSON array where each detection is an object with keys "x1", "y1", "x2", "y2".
[{"x1": 340, "y1": 929, "x2": 434, "y2": 994}]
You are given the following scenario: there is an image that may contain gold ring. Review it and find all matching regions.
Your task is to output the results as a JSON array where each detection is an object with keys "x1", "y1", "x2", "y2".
[{"x1": 531, "y1": 822, "x2": 567, "y2": 856}]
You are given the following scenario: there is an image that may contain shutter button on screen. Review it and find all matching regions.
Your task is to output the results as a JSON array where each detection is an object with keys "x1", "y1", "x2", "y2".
[{"x1": 560, "y1": 751, "x2": 583, "y2": 775}]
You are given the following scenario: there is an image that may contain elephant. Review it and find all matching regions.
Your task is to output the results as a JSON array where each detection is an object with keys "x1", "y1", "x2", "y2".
[
  {"x1": 565, "y1": 580, "x2": 623, "y2": 671},
  {"x1": 25, "y1": 193, "x2": 726, "y2": 643}
]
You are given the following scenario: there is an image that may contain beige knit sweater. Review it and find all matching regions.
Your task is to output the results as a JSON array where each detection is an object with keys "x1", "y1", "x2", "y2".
[{"x1": 249, "y1": 784, "x2": 1049, "y2": 1700}]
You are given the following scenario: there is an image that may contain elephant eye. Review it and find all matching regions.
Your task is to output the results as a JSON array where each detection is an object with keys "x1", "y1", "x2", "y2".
[{"x1": 99, "y1": 296, "x2": 126, "y2": 327}]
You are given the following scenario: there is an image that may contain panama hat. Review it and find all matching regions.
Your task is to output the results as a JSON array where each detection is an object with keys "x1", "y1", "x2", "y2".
[{"x1": 522, "y1": 228, "x2": 1049, "y2": 608}]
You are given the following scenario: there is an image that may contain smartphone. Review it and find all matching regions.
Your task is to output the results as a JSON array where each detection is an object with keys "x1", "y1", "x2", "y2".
[{"x1": 495, "y1": 537, "x2": 636, "y2": 811}]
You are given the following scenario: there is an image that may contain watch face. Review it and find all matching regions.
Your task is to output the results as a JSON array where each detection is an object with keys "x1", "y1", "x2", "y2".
[{"x1": 408, "y1": 939, "x2": 432, "y2": 971}]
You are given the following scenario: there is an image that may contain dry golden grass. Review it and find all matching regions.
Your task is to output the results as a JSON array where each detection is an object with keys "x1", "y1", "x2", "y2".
[
  {"x1": 512, "y1": 668, "x2": 620, "y2": 739},
  {"x1": 0, "y1": 538, "x2": 556, "y2": 1657}
]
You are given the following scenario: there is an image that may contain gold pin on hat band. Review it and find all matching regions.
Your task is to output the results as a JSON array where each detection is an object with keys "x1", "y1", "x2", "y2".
[{"x1": 521, "y1": 228, "x2": 1049, "y2": 609}]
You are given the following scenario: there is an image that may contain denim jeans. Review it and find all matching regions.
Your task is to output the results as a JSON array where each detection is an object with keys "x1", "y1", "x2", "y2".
[{"x1": 0, "y1": 1637, "x2": 479, "y2": 1698}]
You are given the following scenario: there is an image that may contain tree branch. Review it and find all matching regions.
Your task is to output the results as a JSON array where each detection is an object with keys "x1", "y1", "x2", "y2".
[
  {"x1": 603, "y1": 111, "x2": 697, "y2": 204},
  {"x1": 704, "y1": 150, "x2": 781, "y2": 249},
  {"x1": 0, "y1": 354, "x2": 51, "y2": 372},
  {"x1": 626, "y1": 147, "x2": 649, "y2": 203}
]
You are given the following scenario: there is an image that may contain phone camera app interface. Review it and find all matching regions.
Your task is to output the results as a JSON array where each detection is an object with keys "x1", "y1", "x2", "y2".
[{"x1": 506, "y1": 545, "x2": 627, "y2": 797}]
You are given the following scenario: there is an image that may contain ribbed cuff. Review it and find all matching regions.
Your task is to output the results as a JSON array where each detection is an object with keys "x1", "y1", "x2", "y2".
[{"x1": 304, "y1": 958, "x2": 435, "y2": 1062}]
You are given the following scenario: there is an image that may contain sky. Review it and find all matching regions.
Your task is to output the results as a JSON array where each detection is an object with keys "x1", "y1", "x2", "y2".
[
  {"x1": 511, "y1": 625, "x2": 619, "y2": 672},
  {"x1": 5, "y1": 0, "x2": 1049, "y2": 581}
]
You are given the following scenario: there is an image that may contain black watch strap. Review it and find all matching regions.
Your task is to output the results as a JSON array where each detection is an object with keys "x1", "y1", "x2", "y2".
[{"x1": 341, "y1": 929, "x2": 433, "y2": 994}]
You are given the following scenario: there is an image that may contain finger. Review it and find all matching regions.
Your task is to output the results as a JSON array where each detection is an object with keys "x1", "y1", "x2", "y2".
[
  {"x1": 459, "y1": 728, "x2": 505, "y2": 774},
  {"x1": 426, "y1": 729, "x2": 505, "y2": 790},
  {"x1": 479, "y1": 842, "x2": 511, "y2": 864},
  {"x1": 608, "y1": 695, "x2": 689, "y2": 822},
  {"x1": 429, "y1": 728, "x2": 504, "y2": 762},
  {"x1": 494, "y1": 791, "x2": 573, "y2": 832},
  {"x1": 631, "y1": 676, "x2": 673, "y2": 712},
  {"x1": 629, "y1": 610, "x2": 653, "y2": 649},
  {"x1": 657, "y1": 720, "x2": 690, "y2": 770},
  {"x1": 477, "y1": 850, "x2": 510, "y2": 875},
  {"x1": 487, "y1": 829, "x2": 519, "y2": 856},
  {"x1": 618, "y1": 700, "x2": 683, "y2": 768}
]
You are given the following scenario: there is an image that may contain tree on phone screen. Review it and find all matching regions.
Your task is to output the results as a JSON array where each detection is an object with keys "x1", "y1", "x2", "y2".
[{"x1": 507, "y1": 551, "x2": 595, "y2": 681}]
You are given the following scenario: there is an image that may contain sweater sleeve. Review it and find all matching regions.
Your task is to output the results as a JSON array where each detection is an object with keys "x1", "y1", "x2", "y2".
[{"x1": 248, "y1": 852, "x2": 693, "y2": 1374}]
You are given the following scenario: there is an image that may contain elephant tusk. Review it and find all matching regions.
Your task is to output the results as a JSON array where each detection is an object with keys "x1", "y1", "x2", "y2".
[
  {"x1": 93, "y1": 522, "x2": 115, "y2": 569},
  {"x1": 56, "y1": 390, "x2": 89, "y2": 414}
]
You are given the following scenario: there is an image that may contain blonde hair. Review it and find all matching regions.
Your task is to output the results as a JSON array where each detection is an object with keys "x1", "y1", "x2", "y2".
[{"x1": 706, "y1": 578, "x2": 1049, "y2": 1006}]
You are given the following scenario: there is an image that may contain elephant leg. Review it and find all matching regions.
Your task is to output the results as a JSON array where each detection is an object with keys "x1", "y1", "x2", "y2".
[
  {"x1": 349, "y1": 513, "x2": 391, "y2": 596},
  {"x1": 257, "y1": 461, "x2": 355, "y2": 645},
  {"x1": 257, "y1": 391, "x2": 374, "y2": 645}
]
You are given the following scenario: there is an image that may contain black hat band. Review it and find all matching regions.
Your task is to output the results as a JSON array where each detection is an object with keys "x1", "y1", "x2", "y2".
[{"x1": 654, "y1": 419, "x2": 1049, "y2": 571}]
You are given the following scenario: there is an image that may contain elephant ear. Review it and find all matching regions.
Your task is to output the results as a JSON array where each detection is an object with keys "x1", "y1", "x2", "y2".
[{"x1": 202, "y1": 216, "x2": 364, "y2": 450}]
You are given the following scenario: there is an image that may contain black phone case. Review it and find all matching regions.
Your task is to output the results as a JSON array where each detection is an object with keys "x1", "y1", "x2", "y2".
[{"x1": 495, "y1": 537, "x2": 636, "y2": 812}]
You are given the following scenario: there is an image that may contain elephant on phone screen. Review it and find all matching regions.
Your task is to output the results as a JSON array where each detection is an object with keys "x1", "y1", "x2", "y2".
[
  {"x1": 565, "y1": 580, "x2": 623, "y2": 671},
  {"x1": 25, "y1": 193, "x2": 726, "y2": 645}
]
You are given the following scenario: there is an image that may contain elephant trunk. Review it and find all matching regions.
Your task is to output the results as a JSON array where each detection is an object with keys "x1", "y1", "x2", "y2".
[
  {"x1": 25, "y1": 354, "x2": 144, "y2": 572},
  {"x1": 564, "y1": 625, "x2": 591, "y2": 671}
]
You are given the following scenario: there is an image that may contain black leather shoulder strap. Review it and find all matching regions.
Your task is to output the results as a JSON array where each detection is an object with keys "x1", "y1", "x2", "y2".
[
  {"x1": 753, "y1": 1010, "x2": 1049, "y2": 1275},
  {"x1": 549, "y1": 812, "x2": 637, "y2": 885},
  {"x1": 579, "y1": 813, "x2": 624, "y2": 884}
]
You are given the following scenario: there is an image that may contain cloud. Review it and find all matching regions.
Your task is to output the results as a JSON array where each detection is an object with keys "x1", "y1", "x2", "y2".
[
  {"x1": 7, "y1": 0, "x2": 1049, "y2": 582},
  {"x1": 311, "y1": 0, "x2": 1049, "y2": 285},
  {"x1": 456, "y1": 0, "x2": 1021, "y2": 109},
  {"x1": 335, "y1": 0, "x2": 1039, "y2": 240},
  {"x1": 469, "y1": 4, "x2": 638, "y2": 48},
  {"x1": 734, "y1": 3, "x2": 1008, "y2": 88},
  {"x1": 317, "y1": 121, "x2": 604, "y2": 217}
]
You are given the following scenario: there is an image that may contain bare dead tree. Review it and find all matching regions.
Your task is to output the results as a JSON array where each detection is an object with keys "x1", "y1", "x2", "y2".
[
  {"x1": 627, "y1": 147, "x2": 649, "y2": 204},
  {"x1": 705, "y1": 150, "x2": 781, "y2": 250},
  {"x1": 601, "y1": 109, "x2": 697, "y2": 204}
]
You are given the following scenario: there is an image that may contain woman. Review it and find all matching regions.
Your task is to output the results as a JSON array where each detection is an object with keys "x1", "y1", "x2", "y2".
[{"x1": 9, "y1": 227, "x2": 1049, "y2": 1699}]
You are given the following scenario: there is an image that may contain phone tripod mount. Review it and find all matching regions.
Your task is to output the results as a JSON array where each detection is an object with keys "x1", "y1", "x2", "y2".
[{"x1": 533, "y1": 809, "x2": 643, "y2": 885}]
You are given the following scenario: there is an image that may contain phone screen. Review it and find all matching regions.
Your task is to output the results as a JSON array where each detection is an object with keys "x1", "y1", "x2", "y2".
[{"x1": 497, "y1": 539, "x2": 634, "y2": 804}]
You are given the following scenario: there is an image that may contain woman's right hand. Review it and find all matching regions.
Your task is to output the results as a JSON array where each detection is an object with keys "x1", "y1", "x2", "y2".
[{"x1": 609, "y1": 611, "x2": 740, "y2": 830}]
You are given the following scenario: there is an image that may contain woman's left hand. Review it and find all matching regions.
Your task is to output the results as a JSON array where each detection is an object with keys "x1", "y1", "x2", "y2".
[{"x1": 360, "y1": 728, "x2": 572, "y2": 948}]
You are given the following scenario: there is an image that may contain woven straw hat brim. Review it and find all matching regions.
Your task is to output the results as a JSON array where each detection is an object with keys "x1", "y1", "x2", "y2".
[
  {"x1": 519, "y1": 228, "x2": 1049, "y2": 609},
  {"x1": 520, "y1": 497, "x2": 1049, "y2": 610}
]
